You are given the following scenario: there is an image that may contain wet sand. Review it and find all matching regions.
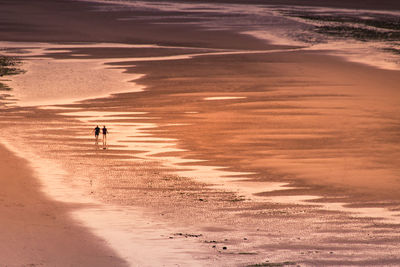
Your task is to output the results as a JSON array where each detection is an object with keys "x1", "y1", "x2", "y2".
[
  {"x1": 1, "y1": 0, "x2": 400, "y2": 266},
  {"x1": 180, "y1": 0, "x2": 400, "y2": 11},
  {"x1": 122, "y1": 51, "x2": 400, "y2": 202},
  {"x1": 0, "y1": 144, "x2": 128, "y2": 266}
]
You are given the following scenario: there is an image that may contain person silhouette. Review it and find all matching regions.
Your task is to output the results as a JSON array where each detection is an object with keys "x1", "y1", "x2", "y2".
[
  {"x1": 93, "y1": 125, "x2": 100, "y2": 144},
  {"x1": 102, "y1": 125, "x2": 108, "y2": 147}
]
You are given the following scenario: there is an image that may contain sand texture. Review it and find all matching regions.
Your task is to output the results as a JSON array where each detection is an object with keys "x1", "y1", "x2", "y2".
[
  {"x1": 0, "y1": 144, "x2": 128, "y2": 266},
  {"x1": 1, "y1": 0, "x2": 400, "y2": 266}
]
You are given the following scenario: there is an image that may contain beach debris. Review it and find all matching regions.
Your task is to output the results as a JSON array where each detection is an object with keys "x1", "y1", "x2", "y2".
[
  {"x1": 229, "y1": 197, "x2": 246, "y2": 202},
  {"x1": 246, "y1": 261, "x2": 297, "y2": 267},
  {"x1": 223, "y1": 246, "x2": 227, "y2": 250},
  {"x1": 238, "y1": 252, "x2": 258, "y2": 255},
  {"x1": 0, "y1": 56, "x2": 23, "y2": 76},
  {"x1": 0, "y1": 55, "x2": 24, "y2": 91},
  {"x1": 173, "y1": 233, "x2": 202, "y2": 238}
]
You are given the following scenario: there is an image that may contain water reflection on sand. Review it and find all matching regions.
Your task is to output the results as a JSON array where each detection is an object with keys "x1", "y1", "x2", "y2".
[
  {"x1": 58, "y1": 109, "x2": 400, "y2": 224},
  {"x1": 2, "y1": 39, "x2": 399, "y2": 224},
  {"x1": 1, "y1": 0, "x2": 400, "y2": 264}
]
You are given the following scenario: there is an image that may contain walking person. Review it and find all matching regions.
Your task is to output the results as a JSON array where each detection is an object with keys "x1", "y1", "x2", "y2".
[
  {"x1": 102, "y1": 125, "x2": 108, "y2": 148},
  {"x1": 93, "y1": 125, "x2": 100, "y2": 144}
]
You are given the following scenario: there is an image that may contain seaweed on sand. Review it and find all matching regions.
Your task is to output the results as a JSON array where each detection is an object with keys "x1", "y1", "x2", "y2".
[
  {"x1": 315, "y1": 25, "x2": 400, "y2": 42},
  {"x1": 286, "y1": 10, "x2": 400, "y2": 42},
  {"x1": 0, "y1": 55, "x2": 24, "y2": 91},
  {"x1": 246, "y1": 261, "x2": 297, "y2": 267}
]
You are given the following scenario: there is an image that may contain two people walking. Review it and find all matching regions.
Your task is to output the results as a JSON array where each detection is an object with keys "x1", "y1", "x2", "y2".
[{"x1": 93, "y1": 125, "x2": 108, "y2": 147}]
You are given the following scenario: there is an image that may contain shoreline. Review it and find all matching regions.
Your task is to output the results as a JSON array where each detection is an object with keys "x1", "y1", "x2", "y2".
[
  {"x1": 1, "y1": 0, "x2": 400, "y2": 266},
  {"x1": 137, "y1": 0, "x2": 400, "y2": 11},
  {"x1": 2, "y1": 42, "x2": 399, "y2": 265},
  {"x1": 0, "y1": 128, "x2": 219, "y2": 266},
  {"x1": 0, "y1": 143, "x2": 128, "y2": 266}
]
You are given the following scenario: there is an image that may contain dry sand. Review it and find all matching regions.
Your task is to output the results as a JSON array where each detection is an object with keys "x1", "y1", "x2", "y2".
[{"x1": 0, "y1": 144, "x2": 128, "y2": 266}]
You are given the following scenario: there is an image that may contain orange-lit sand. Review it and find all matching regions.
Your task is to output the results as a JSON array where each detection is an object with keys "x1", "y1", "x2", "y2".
[
  {"x1": 1, "y1": 0, "x2": 400, "y2": 266},
  {"x1": 0, "y1": 144, "x2": 128, "y2": 266}
]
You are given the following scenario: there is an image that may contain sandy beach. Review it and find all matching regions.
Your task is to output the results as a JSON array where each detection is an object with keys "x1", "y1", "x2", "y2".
[
  {"x1": 0, "y1": 144, "x2": 128, "y2": 266},
  {"x1": 1, "y1": 0, "x2": 400, "y2": 266}
]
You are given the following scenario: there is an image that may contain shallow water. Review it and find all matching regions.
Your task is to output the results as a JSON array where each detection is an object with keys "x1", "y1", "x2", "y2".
[
  {"x1": 3, "y1": 39, "x2": 399, "y2": 220},
  {"x1": 1, "y1": 28, "x2": 400, "y2": 215},
  {"x1": 1, "y1": 1, "x2": 400, "y2": 265},
  {"x1": 84, "y1": 0, "x2": 400, "y2": 70}
]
